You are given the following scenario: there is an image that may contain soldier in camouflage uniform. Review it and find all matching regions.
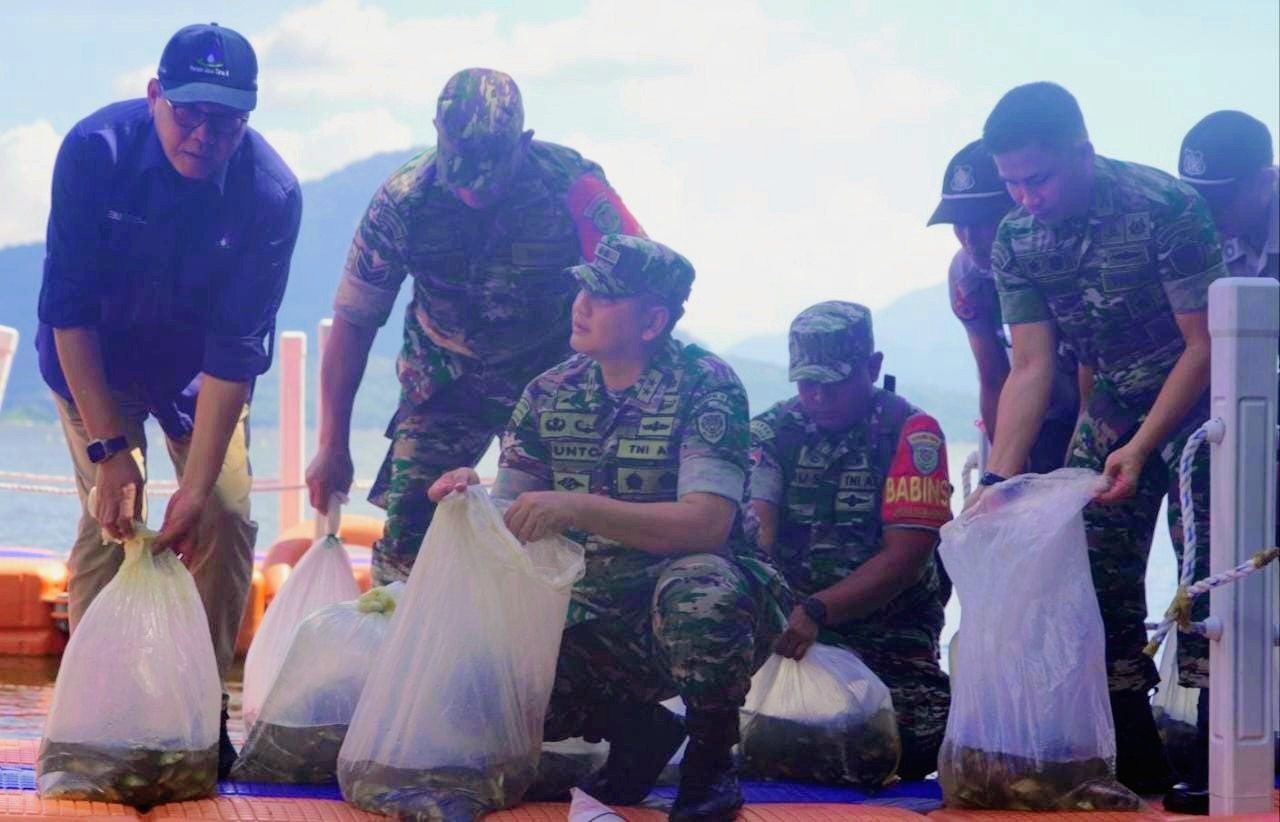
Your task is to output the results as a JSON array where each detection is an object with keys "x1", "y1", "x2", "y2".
[
  {"x1": 928, "y1": 139, "x2": 1080, "y2": 473},
  {"x1": 967, "y1": 82, "x2": 1225, "y2": 796},
  {"x1": 1180, "y1": 111, "x2": 1278, "y2": 281},
  {"x1": 430, "y1": 235, "x2": 789, "y2": 821},
  {"x1": 749, "y1": 302, "x2": 953, "y2": 781},
  {"x1": 306, "y1": 68, "x2": 643, "y2": 584}
]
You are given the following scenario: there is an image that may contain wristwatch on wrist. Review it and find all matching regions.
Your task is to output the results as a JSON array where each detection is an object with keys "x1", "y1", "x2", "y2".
[
  {"x1": 800, "y1": 596, "x2": 828, "y2": 627},
  {"x1": 978, "y1": 471, "x2": 1007, "y2": 487},
  {"x1": 86, "y1": 435, "x2": 129, "y2": 464}
]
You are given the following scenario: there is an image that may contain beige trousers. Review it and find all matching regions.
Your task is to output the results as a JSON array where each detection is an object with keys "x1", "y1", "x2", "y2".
[{"x1": 53, "y1": 390, "x2": 256, "y2": 681}]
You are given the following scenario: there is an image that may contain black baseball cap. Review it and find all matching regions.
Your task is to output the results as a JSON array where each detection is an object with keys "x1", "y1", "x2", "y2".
[
  {"x1": 158, "y1": 23, "x2": 258, "y2": 112},
  {"x1": 927, "y1": 139, "x2": 1016, "y2": 226},
  {"x1": 1180, "y1": 110, "x2": 1273, "y2": 187}
]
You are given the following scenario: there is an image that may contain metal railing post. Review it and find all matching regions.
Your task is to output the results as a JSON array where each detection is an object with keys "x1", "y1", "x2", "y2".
[
  {"x1": 278, "y1": 331, "x2": 307, "y2": 533},
  {"x1": 0, "y1": 326, "x2": 18, "y2": 415},
  {"x1": 313, "y1": 318, "x2": 333, "y2": 539}
]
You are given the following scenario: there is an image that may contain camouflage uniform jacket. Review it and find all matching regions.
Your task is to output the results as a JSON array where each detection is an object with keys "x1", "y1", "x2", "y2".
[
  {"x1": 749, "y1": 389, "x2": 953, "y2": 646},
  {"x1": 496, "y1": 338, "x2": 784, "y2": 626},
  {"x1": 948, "y1": 250, "x2": 1079, "y2": 426},
  {"x1": 333, "y1": 140, "x2": 641, "y2": 407},
  {"x1": 993, "y1": 155, "x2": 1225, "y2": 432}
]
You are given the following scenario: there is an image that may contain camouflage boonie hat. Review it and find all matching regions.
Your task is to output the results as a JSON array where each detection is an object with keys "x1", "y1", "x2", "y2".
[
  {"x1": 569, "y1": 234, "x2": 695, "y2": 304},
  {"x1": 435, "y1": 68, "x2": 524, "y2": 191},
  {"x1": 788, "y1": 301, "x2": 874, "y2": 383}
]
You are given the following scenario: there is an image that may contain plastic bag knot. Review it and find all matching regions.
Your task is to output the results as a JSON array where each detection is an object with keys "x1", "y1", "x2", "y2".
[{"x1": 356, "y1": 587, "x2": 397, "y2": 615}]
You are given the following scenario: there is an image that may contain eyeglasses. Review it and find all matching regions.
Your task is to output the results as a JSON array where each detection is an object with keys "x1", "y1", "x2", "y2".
[{"x1": 163, "y1": 97, "x2": 248, "y2": 136}]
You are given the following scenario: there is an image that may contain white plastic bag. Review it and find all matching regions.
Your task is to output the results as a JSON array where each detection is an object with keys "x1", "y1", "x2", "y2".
[
  {"x1": 938, "y1": 468, "x2": 1139, "y2": 810},
  {"x1": 740, "y1": 644, "x2": 900, "y2": 787},
  {"x1": 242, "y1": 506, "x2": 359, "y2": 732},
  {"x1": 37, "y1": 525, "x2": 221, "y2": 806},
  {"x1": 231, "y1": 582, "x2": 405, "y2": 783},
  {"x1": 338, "y1": 486, "x2": 584, "y2": 819},
  {"x1": 568, "y1": 788, "x2": 624, "y2": 821}
]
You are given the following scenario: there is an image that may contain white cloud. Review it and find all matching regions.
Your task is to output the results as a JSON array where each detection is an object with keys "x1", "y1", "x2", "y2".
[
  {"x1": 567, "y1": 132, "x2": 956, "y2": 346},
  {"x1": 106, "y1": 0, "x2": 958, "y2": 340},
  {"x1": 0, "y1": 120, "x2": 60, "y2": 249},
  {"x1": 262, "y1": 108, "x2": 414, "y2": 181}
]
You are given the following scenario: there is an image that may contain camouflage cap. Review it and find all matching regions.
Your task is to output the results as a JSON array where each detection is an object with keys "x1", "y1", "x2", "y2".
[
  {"x1": 788, "y1": 301, "x2": 875, "y2": 383},
  {"x1": 568, "y1": 234, "x2": 695, "y2": 304},
  {"x1": 435, "y1": 68, "x2": 524, "y2": 191}
]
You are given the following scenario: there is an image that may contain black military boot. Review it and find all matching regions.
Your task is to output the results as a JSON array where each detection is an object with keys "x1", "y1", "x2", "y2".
[
  {"x1": 577, "y1": 702, "x2": 687, "y2": 805},
  {"x1": 218, "y1": 694, "x2": 237, "y2": 781},
  {"x1": 1163, "y1": 688, "x2": 1209, "y2": 814},
  {"x1": 669, "y1": 708, "x2": 743, "y2": 822},
  {"x1": 1110, "y1": 690, "x2": 1173, "y2": 795}
]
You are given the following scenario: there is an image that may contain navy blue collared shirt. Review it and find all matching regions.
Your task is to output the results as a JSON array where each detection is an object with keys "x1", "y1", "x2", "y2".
[{"x1": 36, "y1": 98, "x2": 302, "y2": 438}]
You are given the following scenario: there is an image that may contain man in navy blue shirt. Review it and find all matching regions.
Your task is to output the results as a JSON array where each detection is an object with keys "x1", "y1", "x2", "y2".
[{"x1": 36, "y1": 22, "x2": 301, "y2": 777}]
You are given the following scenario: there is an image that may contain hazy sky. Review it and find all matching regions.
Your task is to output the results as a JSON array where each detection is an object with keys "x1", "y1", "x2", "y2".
[{"x1": 2, "y1": 0, "x2": 1277, "y2": 345}]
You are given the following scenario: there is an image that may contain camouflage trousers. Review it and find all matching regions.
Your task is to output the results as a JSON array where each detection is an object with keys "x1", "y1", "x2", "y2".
[
  {"x1": 367, "y1": 353, "x2": 565, "y2": 585},
  {"x1": 1068, "y1": 398, "x2": 1211, "y2": 695},
  {"x1": 543, "y1": 553, "x2": 790, "y2": 741},
  {"x1": 824, "y1": 628, "x2": 951, "y2": 781}
]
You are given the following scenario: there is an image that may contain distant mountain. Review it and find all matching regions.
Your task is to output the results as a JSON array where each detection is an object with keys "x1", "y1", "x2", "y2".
[{"x1": 0, "y1": 147, "x2": 979, "y2": 441}]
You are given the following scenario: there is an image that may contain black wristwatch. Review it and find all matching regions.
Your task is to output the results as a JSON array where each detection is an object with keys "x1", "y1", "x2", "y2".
[
  {"x1": 86, "y1": 435, "x2": 129, "y2": 464},
  {"x1": 800, "y1": 596, "x2": 828, "y2": 627},
  {"x1": 978, "y1": 471, "x2": 1007, "y2": 487}
]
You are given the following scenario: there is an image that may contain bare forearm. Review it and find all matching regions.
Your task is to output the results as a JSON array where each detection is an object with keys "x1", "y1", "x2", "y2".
[
  {"x1": 813, "y1": 534, "x2": 935, "y2": 623},
  {"x1": 1129, "y1": 343, "x2": 1211, "y2": 455},
  {"x1": 573, "y1": 494, "x2": 733, "y2": 556},
  {"x1": 53, "y1": 327, "x2": 125, "y2": 439},
  {"x1": 182, "y1": 376, "x2": 250, "y2": 495},
  {"x1": 987, "y1": 362, "x2": 1054, "y2": 477},
  {"x1": 319, "y1": 316, "x2": 376, "y2": 449},
  {"x1": 978, "y1": 381, "x2": 1002, "y2": 441},
  {"x1": 969, "y1": 330, "x2": 1010, "y2": 440},
  {"x1": 749, "y1": 499, "x2": 779, "y2": 555},
  {"x1": 1077, "y1": 364, "x2": 1094, "y2": 417}
]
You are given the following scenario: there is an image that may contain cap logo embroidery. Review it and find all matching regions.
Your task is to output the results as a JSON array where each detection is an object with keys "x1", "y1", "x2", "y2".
[
  {"x1": 951, "y1": 164, "x2": 976, "y2": 192},
  {"x1": 190, "y1": 35, "x2": 230, "y2": 77},
  {"x1": 590, "y1": 241, "x2": 621, "y2": 275},
  {"x1": 1182, "y1": 148, "x2": 1206, "y2": 177}
]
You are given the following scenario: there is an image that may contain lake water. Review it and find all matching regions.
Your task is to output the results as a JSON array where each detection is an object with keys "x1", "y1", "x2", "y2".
[{"x1": 0, "y1": 420, "x2": 1182, "y2": 739}]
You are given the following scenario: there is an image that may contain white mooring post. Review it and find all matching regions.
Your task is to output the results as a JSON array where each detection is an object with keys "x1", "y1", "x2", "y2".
[
  {"x1": 0, "y1": 325, "x2": 17, "y2": 415},
  {"x1": 278, "y1": 331, "x2": 307, "y2": 534},
  {"x1": 1207, "y1": 277, "x2": 1278, "y2": 815}
]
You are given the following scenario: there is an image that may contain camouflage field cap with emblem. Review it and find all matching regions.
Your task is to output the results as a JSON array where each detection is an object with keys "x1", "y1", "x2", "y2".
[
  {"x1": 788, "y1": 301, "x2": 875, "y2": 383},
  {"x1": 569, "y1": 234, "x2": 695, "y2": 304},
  {"x1": 435, "y1": 68, "x2": 525, "y2": 191}
]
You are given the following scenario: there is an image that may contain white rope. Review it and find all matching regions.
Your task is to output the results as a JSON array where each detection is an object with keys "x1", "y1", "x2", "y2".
[
  {"x1": 961, "y1": 450, "x2": 979, "y2": 498},
  {"x1": 0, "y1": 470, "x2": 79, "y2": 483},
  {"x1": 0, "y1": 482, "x2": 82, "y2": 496},
  {"x1": 0, "y1": 478, "x2": 373, "y2": 496},
  {"x1": 1144, "y1": 418, "x2": 1280, "y2": 655}
]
